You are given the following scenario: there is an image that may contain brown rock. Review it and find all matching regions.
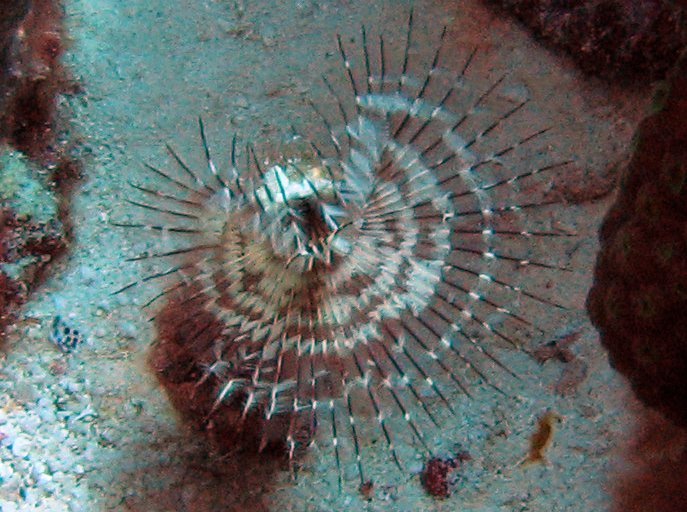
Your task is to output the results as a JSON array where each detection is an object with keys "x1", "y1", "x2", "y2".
[{"x1": 587, "y1": 55, "x2": 687, "y2": 426}]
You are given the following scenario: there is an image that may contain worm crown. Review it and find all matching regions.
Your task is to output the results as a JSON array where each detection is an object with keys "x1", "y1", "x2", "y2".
[{"x1": 115, "y1": 10, "x2": 578, "y2": 490}]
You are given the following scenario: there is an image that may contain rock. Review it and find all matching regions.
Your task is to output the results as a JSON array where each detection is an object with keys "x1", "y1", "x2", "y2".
[
  {"x1": 487, "y1": 0, "x2": 687, "y2": 83},
  {"x1": 10, "y1": 435, "x2": 31, "y2": 458},
  {"x1": 13, "y1": 381, "x2": 38, "y2": 404},
  {"x1": 17, "y1": 414, "x2": 40, "y2": 434},
  {"x1": 588, "y1": 55, "x2": 687, "y2": 426}
]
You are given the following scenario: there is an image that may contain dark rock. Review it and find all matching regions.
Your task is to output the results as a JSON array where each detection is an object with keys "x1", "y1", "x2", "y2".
[
  {"x1": 487, "y1": 0, "x2": 687, "y2": 83},
  {"x1": 587, "y1": 54, "x2": 687, "y2": 427}
]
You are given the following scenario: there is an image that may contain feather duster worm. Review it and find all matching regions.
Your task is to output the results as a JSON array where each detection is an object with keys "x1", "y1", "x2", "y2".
[{"x1": 115, "y1": 11, "x2": 579, "y2": 490}]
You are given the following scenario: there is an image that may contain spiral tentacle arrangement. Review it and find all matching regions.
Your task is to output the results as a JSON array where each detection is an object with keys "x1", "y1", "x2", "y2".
[{"x1": 116, "y1": 11, "x2": 577, "y2": 488}]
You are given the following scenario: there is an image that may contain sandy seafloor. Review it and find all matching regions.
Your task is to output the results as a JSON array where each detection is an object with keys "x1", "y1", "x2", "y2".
[{"x1": 0, "y1": 0, "x2": 656, "y2": 511}]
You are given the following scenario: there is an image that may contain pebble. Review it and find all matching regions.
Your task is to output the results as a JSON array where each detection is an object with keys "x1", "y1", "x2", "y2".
[
  {"x1": 501, "y1": 83, "x2": 531, "y2": 103},
  {"x1": 69, "y1": 421, "x2": 91, "y2": 437},
  {"x1": 1, "y1": 424, "x2": 17, "y2": 446},
  {"x1": 234, "y1": 95, "x2": 249, "y2": 109},
  {"x1": 36, "y1": 472, "x2": 54, "y2": 489},
  {"x1": 62, "y1": 380, "x2": 83, "y2": 395},
  {"x1": 231, "y1": 114, "x2": 246, "y2": 126},
  {"x1": 13, "y1": 382, "x2": 38, "y2": 404},
  {"x1": 93, "y1": 326, "x2": 107, "y2": 338},
  {"x1": 49, "y1": 293, "x2": 68, "y2": 311},
  {"x1": 18, "y1": 414, "x2": 41, "y2": 435},
  {"x1": 116, "y1": 320, "x2": 137, "y2": 339},
  {"x1": 30, "y1": 461, "x2": 48, "y2": 480},
  {"x1": 51, "y1": 470, "x2": 66, "y2": 485},
  {"x1": 96, "y1": 300, "x2": 111, "y2": 313},
  {"x1": 20, "y1": 486, "x2": 39, "y2": 506},
  {"x1": 111, "y1": 291, "x2": 132, "y2": 307},
  {"x1": 2, "y1": 471, "x2": 21, "y2": 492},
  {"x1": 407, "y1": 461, "x2": 424, "y2": 474},
  {"x1": 48, "y1": 426, "x2": 68, "y2": 443},
  {"x1": 0, "y1": 461, "x2": 14, "y2": 480},
  {"x1": 41, "y1": 497, "x2": 69, "y2": 512},
  {"x1": 295, "y1": 0, "x2": 314, "y2": 14},
  {"x1": 99, "y1": 428, "x2": 120, "y2": 446},
  {"x1": 36, "y1": 397, "x2": 52, "y2": 409},
  {"x1": 38, "y1": 405, "x2": 57, "y2": 423},
  {"x1": 90, "y1": 386, "x2": 107, "y2": 397},
  {"x1": 1, "y1": 501, "x2": 18, "y2": 512},
  {"x1": 69, "y1": 499, "x2": 87, "y2": 512},
  {"x1": 11, "y1": 436, "x2": 32, "y2": 459},
  {"x1": 46, "y1": 448, "x2": 71, "y2": 473},
  {"x1": 81, "y1": 442, "x2": 98, "y2": 463},
  {"x1": 70, "y1": 483, "x2": 89, "y2": 501},
  {"x1": 77, "y1": 264, "x2": 98, "y2": 284}
]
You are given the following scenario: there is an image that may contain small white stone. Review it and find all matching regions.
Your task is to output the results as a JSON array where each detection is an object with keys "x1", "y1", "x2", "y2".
[
  {"x1": 70, "y1": 483, "x2": 89, "y2": 501},
  {"x1": 234, "y1": 95, "x2": 249, "y2": 109},
  {"x1": 11, "y1": 435, "x2": 32, "y2": 459},
  {"x1": 63, "y1": 379, "x2": 83, "y2": 395},
  {"x1": 69, "y1": 420, "x2": 91, "y2": 437},
  {"x1": 38, "y1": 406, "x2": 57, "y2": 423},
  {"x1": 36, "y1": 471, "x2": 54, "y2": 488},
  {"x1": 13, "y1": 381, "x2": 38, "y2": 403},
  {"x1": 37, "y1": 497, "x2": 65, "y2": 511},
  {"x1": 69, "y1": 501, "x2": 87, "y2": 512},
  {"x1": 111, "y1": 292, "x2": 132, "y2": 307},
  {"x1": 50, "y1": 293, "x2": 68, "y2": 310},
  {"x1": 0, "y1": 424, "x2": 16, "y2": 446},
  {"x1": 1, "y1": 501, "x2": 18, "y2": 512},
  {"x1": 2, "y1": 470, "x2": 21, "y2": 491},
  {"x1": 18, "y1": 414, "x2": 41, "y2": 434},
  {"x1": 78, "y1": 264, "x2": 98, "y2": 283},
  {"x1": 31, "y1": 461, "x2": 46, "y2": 479},
  {"x1": 19, "y1": 486, "x2": 39, "y2": 506},
  {"x1": 50, "y1": 426, "x2": 68, "y2": 443},
  {"x1": 50, "y1": 470, "x2": 66, "y2": 484},
  {"x1": 0, "y1": 460, "x2": 14, "y2": 480},
  {"x1": 116, "y1": 320, "x2": 137, "y2": 339},
  {"x1": 46, "y1": 453, "x2": 66, "y2": 473}
]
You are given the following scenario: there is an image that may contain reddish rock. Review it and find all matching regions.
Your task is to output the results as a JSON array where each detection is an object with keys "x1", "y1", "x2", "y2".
[
  {"x1": 0, "y1": 0, "x2": 69, "y2": 159},
  {"x1": 0, "y1": 206, "x2": 65, "y2": 339},
  {"x1": 587, "y1": 55, "x2": 687, "y2": 427},
  {"x1": 150, "y1": 288, "x2": 304, "y2": 457},
  {"x1": 611, "y1": 407, "x2": 687, "y2": 512},
  {"x1": 0, "y1": 269, "x2": 24, "y2": 337},
  {"x1": 487, "y1": 0, "x2": 687, "y2": 82},
  {"x1": 420, "y1": 452, "x2": 471, "y2": 498},
  {"x1": 0, "y1": 1, "x2": 80, "y2": 342}
]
